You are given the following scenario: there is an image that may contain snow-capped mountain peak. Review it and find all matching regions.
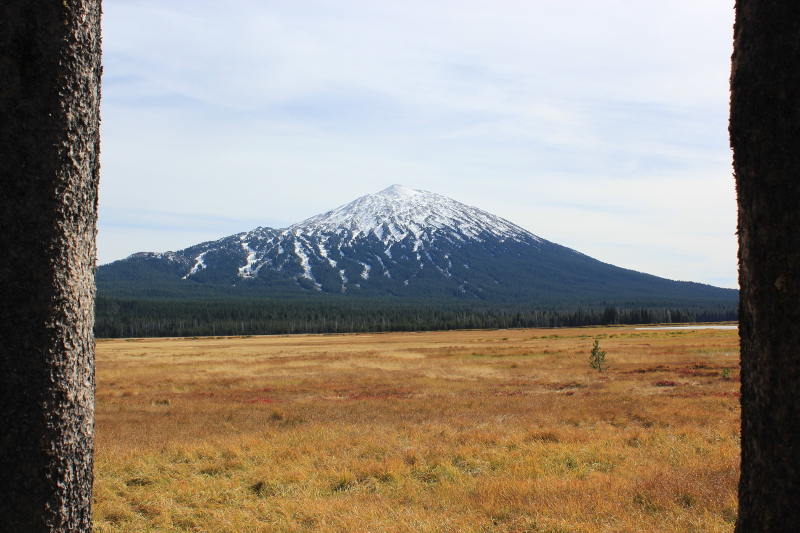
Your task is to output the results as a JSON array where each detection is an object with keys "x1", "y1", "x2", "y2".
[
  {"x1": 285, "y1": 184, "x2": 540, "y2": 247},
  {"x1": 380, "y1": 184, "x2": 419, "y2": 197}
]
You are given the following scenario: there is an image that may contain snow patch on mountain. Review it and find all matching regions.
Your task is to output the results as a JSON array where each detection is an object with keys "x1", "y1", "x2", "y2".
[
  {"x1": 239, "y1": 241, "x2": 258, "y2": 278},
  {"x1": 294, "y1": 240, "x2": 321, "y2": 290},
  {"x1": 184, "y1": 252, "x2": 208, "y2": 279}
]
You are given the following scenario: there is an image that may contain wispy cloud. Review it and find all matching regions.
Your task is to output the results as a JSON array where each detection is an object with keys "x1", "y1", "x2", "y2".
[{"x1": 99, "y1": 0, "x2": 736, "y2": 287}]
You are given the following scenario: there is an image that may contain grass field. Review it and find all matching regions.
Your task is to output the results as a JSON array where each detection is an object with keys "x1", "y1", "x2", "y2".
[{"x1": 94, "y1": 325, "x2": 740, "y2": 532}]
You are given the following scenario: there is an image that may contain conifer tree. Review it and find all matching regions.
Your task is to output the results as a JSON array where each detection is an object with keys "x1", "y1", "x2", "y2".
[{"x1": 0, "y1": 1, "x2": 101, "y2": 530}]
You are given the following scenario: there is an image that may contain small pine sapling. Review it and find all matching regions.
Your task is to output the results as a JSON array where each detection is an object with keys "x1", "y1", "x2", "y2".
[{"x1": 589, "y1": 339, "x2": 608, "y2": 372}]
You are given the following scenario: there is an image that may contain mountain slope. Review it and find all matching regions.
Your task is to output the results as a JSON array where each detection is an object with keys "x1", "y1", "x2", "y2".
[{"x1": 97, "y1": 185, "x2": 738, "y2": 306}]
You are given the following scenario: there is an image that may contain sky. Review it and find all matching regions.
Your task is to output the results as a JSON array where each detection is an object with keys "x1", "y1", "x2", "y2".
[{"x1": 99, "y1": 0, "x2": 737, "y2": 289}]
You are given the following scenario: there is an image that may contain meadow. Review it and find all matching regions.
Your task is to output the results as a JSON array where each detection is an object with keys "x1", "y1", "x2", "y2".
[{"x1": 94, "y1": 325, "x2": 740, "y2": 532}]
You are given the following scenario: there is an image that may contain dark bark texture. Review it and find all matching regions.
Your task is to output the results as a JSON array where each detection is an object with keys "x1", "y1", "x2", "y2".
[
  {"x1": 0, "y1": 1, "x2": 101, "y2": 531},
  {"x1": 732, "y1": 1, "x2": 800, "y2": 530}
]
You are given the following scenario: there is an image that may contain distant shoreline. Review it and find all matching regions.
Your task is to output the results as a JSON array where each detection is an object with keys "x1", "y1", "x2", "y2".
[{"x1": 635, "y1": 324, "x2": 738, "y2": 330}]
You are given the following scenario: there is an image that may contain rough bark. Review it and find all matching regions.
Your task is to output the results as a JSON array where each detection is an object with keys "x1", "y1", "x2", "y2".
[
  {"x1": 0, "y1": 1, "x2": 101, "y2": 531},
  {"x1": 732, "y1": 1, "x2": 800, "y2": 530}
]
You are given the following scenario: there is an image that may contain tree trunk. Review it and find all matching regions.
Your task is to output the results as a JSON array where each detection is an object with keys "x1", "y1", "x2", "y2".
[
  {"x1": 732, "y1": 1, "x2": 800, "y2": 530},
  {"x1": 0, "y1": 1, "x2": 101, "y2": 531}
]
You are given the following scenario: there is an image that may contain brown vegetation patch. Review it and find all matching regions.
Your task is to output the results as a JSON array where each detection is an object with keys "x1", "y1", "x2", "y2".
[
  {"x1": 94, "y1": 325, "x2": 740, "y2": 533},
  {"x1": 653, "y1": 380, "x2": 683, "y2": 387},
  {"x1": 625, "y1": 365, "x2": 669, "y2": 374}
]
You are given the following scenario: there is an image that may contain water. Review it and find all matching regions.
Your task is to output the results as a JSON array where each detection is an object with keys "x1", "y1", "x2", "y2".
[{"x1": 634, "y1": 325, "x2": 737, "y2": 330}]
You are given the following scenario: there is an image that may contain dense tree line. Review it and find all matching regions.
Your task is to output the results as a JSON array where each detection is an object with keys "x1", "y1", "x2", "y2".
[{"x1": 94, "y1": 297, "x2": 737, "y2": 338}]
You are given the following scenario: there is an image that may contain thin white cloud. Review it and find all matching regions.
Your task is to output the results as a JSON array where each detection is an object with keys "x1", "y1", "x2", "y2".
[{"x1": 99, "y1": 0, "x2": 736, "y2": 287}]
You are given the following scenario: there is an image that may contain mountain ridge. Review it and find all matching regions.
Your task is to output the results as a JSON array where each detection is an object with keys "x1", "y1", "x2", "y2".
[{"x1": 97, "y1": 185, "x2": 737, "y2": 306}]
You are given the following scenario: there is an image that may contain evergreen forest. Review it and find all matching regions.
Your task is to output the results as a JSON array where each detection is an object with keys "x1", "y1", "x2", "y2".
[{"x1": 94, "y1": 296, "x2": 737, "y2": 338}]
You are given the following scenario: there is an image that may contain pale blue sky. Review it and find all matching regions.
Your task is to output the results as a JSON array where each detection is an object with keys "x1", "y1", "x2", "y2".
[{"x1": 99, "y1": 0, "x2": 737, "y2": 288}]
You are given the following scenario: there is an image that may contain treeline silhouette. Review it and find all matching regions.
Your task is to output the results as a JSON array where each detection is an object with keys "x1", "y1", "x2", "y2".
[{"x1": 94, "y1": 297, "x2": 737, "y2": 338}]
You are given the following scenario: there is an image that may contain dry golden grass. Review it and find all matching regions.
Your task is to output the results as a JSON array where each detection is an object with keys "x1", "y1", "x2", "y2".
[{"x1": 94, "y1": 325, "x2": 740, "y2": 532}]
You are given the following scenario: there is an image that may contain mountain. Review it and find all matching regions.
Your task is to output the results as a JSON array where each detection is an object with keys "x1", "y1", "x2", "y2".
[{"x1": 97, "y1": 184, "x2": 737, "y2": 306}]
